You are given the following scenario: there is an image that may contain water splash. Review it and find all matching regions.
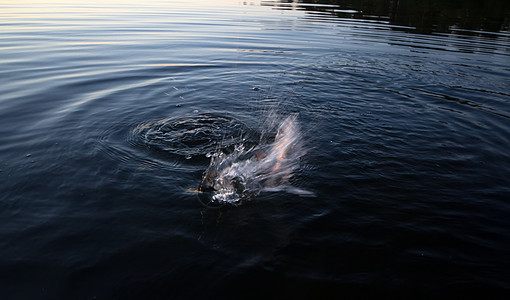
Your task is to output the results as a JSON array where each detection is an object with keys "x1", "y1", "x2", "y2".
[{"x1": 199, "y1": 113, "x2": 314, "y2": 205}]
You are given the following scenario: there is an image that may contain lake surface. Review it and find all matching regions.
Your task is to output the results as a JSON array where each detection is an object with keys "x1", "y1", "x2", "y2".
[{"x1": 1, "y1": 0, "x2": 510, "y2": 298}]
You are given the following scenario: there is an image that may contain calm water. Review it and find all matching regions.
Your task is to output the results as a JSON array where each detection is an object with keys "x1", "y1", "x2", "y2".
[{"x1": 1, "y1": 0, "x2": 510, "y2": 298}]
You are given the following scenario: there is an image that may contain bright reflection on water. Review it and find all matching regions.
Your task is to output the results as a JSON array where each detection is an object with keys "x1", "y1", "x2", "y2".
[{"x1": 1, "y1": 0, "x2": 510, "y2": 298}]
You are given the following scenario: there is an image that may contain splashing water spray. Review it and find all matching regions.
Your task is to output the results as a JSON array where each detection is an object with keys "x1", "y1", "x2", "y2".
[{"x1": 198, "y1": 113, "x2": 314, "y2": 206}]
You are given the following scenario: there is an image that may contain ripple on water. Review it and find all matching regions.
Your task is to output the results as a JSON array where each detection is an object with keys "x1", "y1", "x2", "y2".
[{"x1": 131, "y1": 113, "x2": 259, "y2": 159}]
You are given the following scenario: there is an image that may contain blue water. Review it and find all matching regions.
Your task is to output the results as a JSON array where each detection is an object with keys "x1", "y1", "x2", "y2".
[{"x1": 1, "y1": 0, "x2": 510, "y2": 298}]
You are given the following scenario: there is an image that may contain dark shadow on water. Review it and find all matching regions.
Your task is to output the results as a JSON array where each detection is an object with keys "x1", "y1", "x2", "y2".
[{"x1": 262, "y1": 0, "x2": 510, "y2": 35}]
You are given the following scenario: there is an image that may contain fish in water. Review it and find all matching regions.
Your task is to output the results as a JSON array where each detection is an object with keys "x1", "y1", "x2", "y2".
[{"x1": 199, "y1": 114, "x2": 314, "y2": 205}]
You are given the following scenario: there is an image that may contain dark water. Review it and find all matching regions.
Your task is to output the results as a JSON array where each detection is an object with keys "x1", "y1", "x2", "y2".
[{"x1": 1, "y1": 0, "x2": 510, "y2": 298}]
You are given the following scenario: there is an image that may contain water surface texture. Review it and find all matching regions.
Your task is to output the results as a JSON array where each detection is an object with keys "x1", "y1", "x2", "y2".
[{"x1": 1, "y1": 0, "x2": 510, "y2": 298}]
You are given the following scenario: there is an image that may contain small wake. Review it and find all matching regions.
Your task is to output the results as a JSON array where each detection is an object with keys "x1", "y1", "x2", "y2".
[{"x1": 199, "y1": 113, "x2": 314, "y2": 205}]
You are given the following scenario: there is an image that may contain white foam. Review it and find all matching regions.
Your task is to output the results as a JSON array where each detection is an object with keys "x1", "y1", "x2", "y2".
[{"x1": 200, "y1": 113, "x2": 313, "y2": 204}]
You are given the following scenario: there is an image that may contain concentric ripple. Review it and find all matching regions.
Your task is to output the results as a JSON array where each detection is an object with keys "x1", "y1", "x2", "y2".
[{"x1": 132, "y1": 113, "x2": 258, "y2": 159}]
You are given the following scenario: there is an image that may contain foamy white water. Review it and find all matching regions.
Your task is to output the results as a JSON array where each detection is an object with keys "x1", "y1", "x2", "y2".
[{"x1": 199, "y1": 113, "x2": 313, "y2": 204}]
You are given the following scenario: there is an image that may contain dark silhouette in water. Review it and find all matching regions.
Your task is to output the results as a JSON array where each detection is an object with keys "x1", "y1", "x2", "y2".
[{"x1": 265, "y1": 0, "x2": 510, "y2": 34}]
